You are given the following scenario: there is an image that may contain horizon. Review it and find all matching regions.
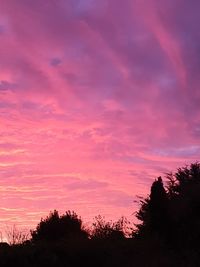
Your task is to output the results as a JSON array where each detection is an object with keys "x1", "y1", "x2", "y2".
[{"x1": 0, "y1": 0, "x2": 200, "y2": 233}]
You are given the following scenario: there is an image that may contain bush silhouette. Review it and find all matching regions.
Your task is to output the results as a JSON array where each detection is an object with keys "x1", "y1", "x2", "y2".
[
  {"x1": 31, "y1": 210, "x2": 88, "y2": 243},
  {"x1": 91, "y1": 215, "x2": 126, "y2": 240}
]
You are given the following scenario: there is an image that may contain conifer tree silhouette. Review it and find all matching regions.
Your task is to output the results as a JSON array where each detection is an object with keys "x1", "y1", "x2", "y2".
[{"x1": 135, "y1": 177, "x2": 168, "y2": 237}]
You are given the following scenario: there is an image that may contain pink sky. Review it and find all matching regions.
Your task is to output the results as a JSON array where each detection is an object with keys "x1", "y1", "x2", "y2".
[{"x1": 0, "y1": 0, "x2": 200, "y2": 232}]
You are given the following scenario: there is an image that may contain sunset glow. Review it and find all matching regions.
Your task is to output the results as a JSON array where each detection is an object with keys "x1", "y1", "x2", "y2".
[{"x1": 0, "y1": 0, "x2": 200, "y2": 231}]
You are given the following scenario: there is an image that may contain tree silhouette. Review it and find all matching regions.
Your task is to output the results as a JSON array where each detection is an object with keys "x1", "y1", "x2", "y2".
[
  {"x1": 135, "y1": 177, "x2": 168, "y2": 237},
  {"x1": 135, "y1": 162, "x2": 200, "y2": 249},
  {"x1": 2, "y1": 163, "x2": 200, "y2": 266},
  {"x1": 166, "y1": 162, "x2": 200, "y2": 247},
  {"x1": 91, "y1": 215, "x2": 127, "y2": 240},
  {"x1": 31, "y1": 210, "x2": 88, "y2": 243},
  {"x1": 149, "y1": 177, "x2": 168, "y2": 232}
]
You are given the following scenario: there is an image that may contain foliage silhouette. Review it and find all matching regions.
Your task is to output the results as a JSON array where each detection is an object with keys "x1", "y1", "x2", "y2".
[
  {"x1": 135, "y1": 176, "x2": 168, "y2": 238},
  {"x1": 135, "y1": 162, "x2": 200, "y2": 249},
  {"x1": 31, "y1": 210, "x2": 88, "y2": 243},
  {"x1": 90, "y1": 215, "x2": 129, "y2": 240},
  {"x1": 1, "y1": 162, "x2": 200, "y2": 266},
  {"x1": 165, "y1": 162, "x2": 200, "y2": 247}
]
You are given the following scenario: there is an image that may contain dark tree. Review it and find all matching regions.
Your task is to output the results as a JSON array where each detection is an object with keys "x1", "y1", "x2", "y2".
[
  {"x1": 135, "y1": 162, "x2": 200, "y2": 249},
  {"x1": 91, "y1": 215, "x2": 126, "y2": 240},
  {"x1": 149, "y1": 177, "x2": 168, "y2": 231},
  {"x1": 135, "y1": 177, "x2": 168, "y2": 237},
  {"x1": 31, "y1": 210, "x2": 88, "y2": 243},
  {"x1": 166, "y1": 163, "x2": 200, "y2": 247}
]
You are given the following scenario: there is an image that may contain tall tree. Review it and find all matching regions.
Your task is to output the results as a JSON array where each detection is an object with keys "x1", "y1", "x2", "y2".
[
  {"x1": 149, "y1": 177, "x2": 168, "y2": 232},
  {"x1": 135, "y1": 177, "x2": 168, "y2": 237},
  {"x1": 166, "y1": 163, "x2": 200, "y2": 247},
  {"x1": 135, "y1": 162, "x2": 200, "y2": 248}
]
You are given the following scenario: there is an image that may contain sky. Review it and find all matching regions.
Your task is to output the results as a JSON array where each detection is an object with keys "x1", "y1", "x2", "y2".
[{"x1": 0, "y1": 0, "x2": 200, "y2": 232}]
